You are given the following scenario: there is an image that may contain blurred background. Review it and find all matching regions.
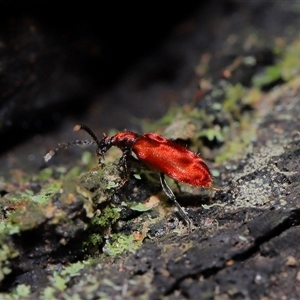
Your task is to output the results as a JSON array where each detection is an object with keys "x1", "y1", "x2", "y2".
[{"x1": 1, "y1": 0, "x2": 299, "y2": 175}]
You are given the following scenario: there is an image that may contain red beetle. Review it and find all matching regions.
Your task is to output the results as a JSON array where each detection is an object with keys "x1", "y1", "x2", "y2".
[{"x1": 45, "y1": 124, "x2": 213, "y2": 228}]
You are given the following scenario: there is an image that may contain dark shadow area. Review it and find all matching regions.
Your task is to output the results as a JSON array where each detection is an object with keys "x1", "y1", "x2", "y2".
[{"x1": 0, "y1": 0, "x2": 205, "y2": 153}]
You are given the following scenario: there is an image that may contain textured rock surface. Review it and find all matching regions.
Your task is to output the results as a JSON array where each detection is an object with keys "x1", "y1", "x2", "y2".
[{"x1": 1, "y1": 1, "x2": 300, "y2": 299}]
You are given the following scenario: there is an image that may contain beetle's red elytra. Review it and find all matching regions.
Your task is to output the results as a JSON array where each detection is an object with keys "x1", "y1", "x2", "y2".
[
  {"x1": 45, "y1": 124, "x2": 213, "y2": 228},
  {"x1": 131, "y1": 133, "x2": 212, "y2": 188}
]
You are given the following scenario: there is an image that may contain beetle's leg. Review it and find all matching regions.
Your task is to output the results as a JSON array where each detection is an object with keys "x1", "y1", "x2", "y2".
[
  {"x1": 160, "y1": 174, "x2": 192, "y2": 230},
  {"x1": 174, "y1": 181, "x2": 182, "y2": 193},
  {"x1": 118, "y1": 149, "x2": 142, "y2": 180},
  {"x1": 117, "y1": 148, "x2": 130, "y2": 177}
]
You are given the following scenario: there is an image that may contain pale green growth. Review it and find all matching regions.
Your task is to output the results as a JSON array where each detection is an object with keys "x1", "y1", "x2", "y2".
[
  {"x1": 61, "y1": 261, "x2": 85, "y2": 277},
  {"x1": 0, "y1": 243, "x2": 18, "y2": 282},
  {"x1": 15, "y1": 284, "x2": 31, "y2": 297},
  {"x1": 103, "y1": 233, "x2": 140, "y2": 256},
  {"x1": 128, "y1": 202, "x2": 156, "y2": 212},
  {"x1": 31, "y1": 181, "x2": 61, "y2": 204},
  {"x1": 81, "y1": 151, "x2": 93, "y2": 165},
  {"x1": 52, "y1": 272, "x2": 68, "y2": 291},
  {"x1": 91, "y1": 205, "x2": 121, "y2": 227}
]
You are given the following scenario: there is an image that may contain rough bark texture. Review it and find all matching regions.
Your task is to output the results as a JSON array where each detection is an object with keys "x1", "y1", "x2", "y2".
[{"x1": 1, "y1": 1, "x2": 300, "y2": 299}]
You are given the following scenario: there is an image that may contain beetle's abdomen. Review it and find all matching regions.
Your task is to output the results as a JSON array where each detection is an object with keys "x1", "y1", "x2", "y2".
[{"x1": 132, "y1": 134, "x2": 212, "y2": 188}]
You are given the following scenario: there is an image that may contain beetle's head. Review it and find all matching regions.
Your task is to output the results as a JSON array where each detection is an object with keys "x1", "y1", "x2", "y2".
[
  {"x1": 95, "y1": 134, "x2": 112, "y2": 163},
  {"x1": 74, "y1": 124, "x2": 114, "y2": 164}
]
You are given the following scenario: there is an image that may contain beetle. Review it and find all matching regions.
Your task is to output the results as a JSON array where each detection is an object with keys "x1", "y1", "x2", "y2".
[{"x1": 45, "y1": 124, "x2": 213, "y2": 228}]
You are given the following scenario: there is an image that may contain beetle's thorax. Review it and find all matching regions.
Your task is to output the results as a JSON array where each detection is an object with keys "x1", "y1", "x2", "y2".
[{"x1": 111, "y1": 131, "x2": 140, "y2": 150}]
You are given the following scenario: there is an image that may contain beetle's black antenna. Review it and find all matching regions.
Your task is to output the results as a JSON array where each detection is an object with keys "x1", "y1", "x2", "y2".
[
  {"x1": 74, "y1": 124, "x2": 102, "y2": 147},
  {"x1": 44, "y1": 125, "x2": 102, "y2": 163},
  {"x1": 160, "y1": 173, "x2": 192, "y2": 230},
  {"x1": 44, "y1": 139, "x2": 96, "y2": 162}
]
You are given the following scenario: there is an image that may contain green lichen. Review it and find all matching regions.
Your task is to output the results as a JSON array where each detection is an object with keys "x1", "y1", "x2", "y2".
[
  {"x1": 7, "y1": 201, "x2": 46, "y2": 232},
  {"x1": 214, "y1": 120, "x2": 257, "y2": 163},
  {"x1": 102, "y1": 233, "x2": 140, "y2": 256},
  {"x1": 223, "y1": 83, "x2": 247, "y2": 117},
  {"x1": 0, "y1": 161, "x2": 103, "y2": 287},
  {"x1": 276, "y1": 40, "x2": 300, "y2": 81},
  {"x1": 52, "y1": 272, "x2": 68, "y2": 291},
  {"x1": 14, "y1": 284, "x2": 31, "y2": 297},
  {"x1": 0, "y1": 284, "x2": 31, "y2": 300},
  {"x1": 106, "y1": 180, "x2": 120, "y2": 189},
  {"x1": 198, "y1": 127, "x2": 225, "y2": 143},
  {"x1": 63, "y1": 166, "x2": 83, "y2": 180},
  {"x1": 252, "y1": 64, "x2": 282, "y2": 88},
  {"x1": 127, "y1": 202, "x2": 154, "y2": 212},
  {"x1": 91, "y1": 205, "x2": 121, "y2": 227},
  {"x1": 41, "y1": 262, "x2": 88, "y2": 300},
  {"x1": 42, "y1": 287, "x2": 57, "y2": 300},
  {"x1": 253, "y1": 39, "x2": 300, "y2": 88},
  {"x1": 77, "y1": 163, "x2": 123, "y2": 197},
  {"x1": 85, "y1": 233, "x2": 103, "y2": 246},
  {"x1": 31, "y1": 181, "x2": 61, "y2": 204},
  {"x1": 38, "y1": 167, "x2": 54, "y2": 181},
  {"x1": 0, "y1": 237, "x2": 18, "y2": 283},
  {"x1": 61, "y1": 261, "x2": 87, "y2": 277}
]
